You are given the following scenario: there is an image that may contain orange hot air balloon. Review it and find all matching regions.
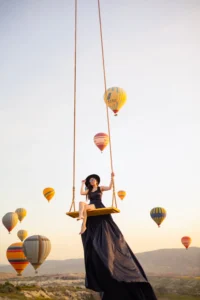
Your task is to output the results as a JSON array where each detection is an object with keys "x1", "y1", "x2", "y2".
[
  {"x1": 43, "y1": 187, "x2": 55, "y2": 202},
  {"x1": 117, "y1": 190, "x2": 126, "y2": 200},
  {"x1": 181, "y1": 236, "x2": 192, "y2": 250},
  {"x1": 94, "y1": 133, "x2": 109, "y2": 153},
  {"x1": 6, "y1": 242, "x2": 29, "y2": 276}
]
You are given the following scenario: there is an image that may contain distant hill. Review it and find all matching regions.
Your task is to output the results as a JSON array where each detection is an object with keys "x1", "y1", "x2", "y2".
[
  {"x1": 0, "y1": 247, "x2": 199, "y2": 277},
  {"x1": 136, "y1": 247, "x2": 200, "y2": 276},
  {"x1": 0, "y1": 259, "x2": 85, "y2": 277}
]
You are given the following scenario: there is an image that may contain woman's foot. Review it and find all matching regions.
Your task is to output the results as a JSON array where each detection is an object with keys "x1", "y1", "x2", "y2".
[
  {"x1": 79, "y1": 224, "x2": 87, "y2": 235},
  {"x1": 77, "y1": 215, "x2": 84, "y2": 221}
]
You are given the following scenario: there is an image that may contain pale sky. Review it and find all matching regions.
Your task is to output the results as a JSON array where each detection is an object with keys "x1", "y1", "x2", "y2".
[{"x1": 1, "y1": 0, "x2": 200, "y2": 264}]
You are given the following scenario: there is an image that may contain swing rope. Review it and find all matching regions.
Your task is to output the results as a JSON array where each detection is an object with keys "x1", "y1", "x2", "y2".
[
  {"x1": 69, "y1": 0, "x2": 117, "y2": 212},
  {"x1": 69, "y1": 0, "x2": 77, "y2": 212},
  {"x1": 97, "y1": 0, "x2": 117, "y2": 208}
]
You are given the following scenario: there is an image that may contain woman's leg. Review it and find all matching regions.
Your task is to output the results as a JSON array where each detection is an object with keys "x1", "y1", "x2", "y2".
[
  {"x1": 79, "y1": 204, "x2": 95, "y2": 234},
  {"x1": 77, "y1": 202, "x2": 86, "y2": 220}
]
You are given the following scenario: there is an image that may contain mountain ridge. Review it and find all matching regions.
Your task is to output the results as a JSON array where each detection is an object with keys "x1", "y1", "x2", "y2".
[{"x1": 1, "y1": 247, "x2": 199, "y2": 276}]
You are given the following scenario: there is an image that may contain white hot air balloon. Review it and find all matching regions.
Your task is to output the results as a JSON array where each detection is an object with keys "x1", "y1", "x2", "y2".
[
  {"x1": 2, "y1": 212, "x2": 18, "y2": 234},
  {"x1": 23, "y1": 235, "x2": 51, "y2": 273}
]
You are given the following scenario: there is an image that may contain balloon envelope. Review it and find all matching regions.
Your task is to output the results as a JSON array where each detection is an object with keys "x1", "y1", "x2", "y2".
[
  {"x1": 43, "y1": 188, "x2": 55, "y2": 202},
  {"x1": 94, "y1": 133, "x2": 109, "y2": 152},
  {"x1": 17, "y1": 230, "x2": 28, "y2": 242},
  {"x1": 104, "y1": 87, "x2": 127, "y2": 116},
  {"x1": 23, "y1": 235, "x2": 51, "y2": 272},
  {"x1": 150, "y1": 207, "x2": 166, "y2": 227},
  {"x1": 15, "y1": 208, "x2": 27, "y2": 222},
  {"x1": 117, "y1": 190, "x2": 126, "y2": 200},
  {"x1": 181, "y1": 236, "x2": 192, "y2": 249},
  {"x1": 6, "y1": 242, "x2": 29, "y2": 276},
  {"x1": 2, "y1": 212, "x2": 18, "y2": 233}
]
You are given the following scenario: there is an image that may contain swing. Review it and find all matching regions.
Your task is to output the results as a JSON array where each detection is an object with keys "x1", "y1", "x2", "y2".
[{"x1": 66, "y1": 0, "x2": 120, "y2": 219}]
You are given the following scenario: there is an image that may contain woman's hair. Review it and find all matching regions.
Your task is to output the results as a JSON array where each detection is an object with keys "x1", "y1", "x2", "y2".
[{"x1": 86, "y1": 184, "x2": 93, "y2": 201}]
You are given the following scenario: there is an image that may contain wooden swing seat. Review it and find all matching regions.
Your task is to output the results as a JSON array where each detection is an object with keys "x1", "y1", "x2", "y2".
[{"x1": 66, "y1": 207, "x2": 120, "y2": 218}]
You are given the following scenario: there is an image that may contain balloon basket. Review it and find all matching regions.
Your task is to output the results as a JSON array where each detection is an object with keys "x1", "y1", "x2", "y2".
[{"x1": 17, "y1": 274, "x2": 22, "y2": 277}]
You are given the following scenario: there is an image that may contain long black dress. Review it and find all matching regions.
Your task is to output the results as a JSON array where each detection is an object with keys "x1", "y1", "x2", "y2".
[{"x1": 81, "y1": 187, "x2": 158, "y2": 300}]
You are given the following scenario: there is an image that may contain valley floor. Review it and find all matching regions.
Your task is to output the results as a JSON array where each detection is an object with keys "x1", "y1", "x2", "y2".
[{"x1": 1, "y1": 273, "x2": 200, "y2": 299}]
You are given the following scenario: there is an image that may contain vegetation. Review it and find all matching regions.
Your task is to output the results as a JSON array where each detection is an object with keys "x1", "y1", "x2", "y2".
[
  {"x1": 0, "y1": 281, "x2": 98, "y2": 299},
  {"x1": 159, "y1": 296, "x2": 200, "y2": 300},
  {"x1": 149, "y1": 276, "x2": 200, "y2": 297},
  {"x1": 1, "y1": 276, "x2": 200, "y2": 299}
]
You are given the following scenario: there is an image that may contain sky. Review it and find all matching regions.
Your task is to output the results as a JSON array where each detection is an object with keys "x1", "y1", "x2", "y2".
[{"x1": 0, "y1": 0, "x2": 200, "y2": 264}]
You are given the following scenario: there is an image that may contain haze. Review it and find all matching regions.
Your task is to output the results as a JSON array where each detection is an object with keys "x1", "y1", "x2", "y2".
[{"x1": 0, "y1": 0, "x2": 200, "y2": 264}]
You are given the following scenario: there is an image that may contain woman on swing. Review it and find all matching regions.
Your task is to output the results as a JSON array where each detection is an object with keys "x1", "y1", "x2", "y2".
[
  {"x1": 77, "y1": 173, "x2": 114, "y2": 234},
  {"x1": 77, "y1": 172, "x2": 158, "y2": 300}
]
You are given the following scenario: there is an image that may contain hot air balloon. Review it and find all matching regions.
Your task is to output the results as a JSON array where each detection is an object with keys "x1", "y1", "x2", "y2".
[
  {"x1": 43, "y1": 188, "x2": 55, "y2": 202},
  {"x1": 15, "y1": 208, "x2": 27, "y2": 222},
  {"x1": 150, "y1": 207, "x2": 166, "y2": 227},
  {"x1": 2, "y1": 212, "x2": 18, "y2": 234},
  {"x1": 17, "y1": 230, "x2": 28, "y2": 242},
  {"x1": 94, "y1": 133, "x2": 109, "y2": 152},
  {"x1": 23, "y1": 235, "x2": 51, "y2": 273},
  {"x1": 104, "y1": 87, "x2": 127, "y2": 116},
  {"x1": 6, "y1": 242, "x2": 29, "y2": 276},
  {"x1": 117, "y1": 190, "x2": 126, "y2": 200},
  {"x1": 181, "y1": 236, "x2": 192, "y2": 250}
]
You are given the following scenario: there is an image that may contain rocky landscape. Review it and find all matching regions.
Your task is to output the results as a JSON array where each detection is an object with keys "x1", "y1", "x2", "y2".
[
  {"x1": 1, "y1": 248, "x2": 200, "y2": 299},
  {"x1": 0, "y1": 273, "x2": 99, "y2": 300},
  {"x1": 1, "y1": 273, "x2": 200, "y2": 299}
]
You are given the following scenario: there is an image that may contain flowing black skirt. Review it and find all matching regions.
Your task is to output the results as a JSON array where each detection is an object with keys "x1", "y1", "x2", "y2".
[{"x1": 81, "y1": 211, "x2": 158, "y2": 300}]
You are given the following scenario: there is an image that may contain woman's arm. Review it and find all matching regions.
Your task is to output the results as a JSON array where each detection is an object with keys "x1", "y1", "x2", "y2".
[
  {"x1": 80, "y1": 180, "x2": 88, "y2": 195},
  {"x1": 100, "y1": 172, "x2": 115, "y2": 192}
]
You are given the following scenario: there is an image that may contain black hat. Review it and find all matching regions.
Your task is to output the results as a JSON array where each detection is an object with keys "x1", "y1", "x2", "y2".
[{"x1": 85, "y1": 174, "x2": 100, "y2": 188}]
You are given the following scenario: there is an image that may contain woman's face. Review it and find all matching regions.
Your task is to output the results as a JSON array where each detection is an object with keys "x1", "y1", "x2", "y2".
[{"x1": 89, "y1": 178, "x2": 97, "y2": 186}]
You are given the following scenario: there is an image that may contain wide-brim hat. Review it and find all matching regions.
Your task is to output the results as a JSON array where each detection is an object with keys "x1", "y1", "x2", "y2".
[{"x1": 85, "y1": 174, "x2": 100, "y2": 188}]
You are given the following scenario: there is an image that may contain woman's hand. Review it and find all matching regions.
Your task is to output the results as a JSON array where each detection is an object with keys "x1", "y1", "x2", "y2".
[
  {"x1": 80, "y1": 179, "x2": 88, "y2": 195},
  {"x1": 101, "y1": 173, "x2": 115, "y2": 191}
]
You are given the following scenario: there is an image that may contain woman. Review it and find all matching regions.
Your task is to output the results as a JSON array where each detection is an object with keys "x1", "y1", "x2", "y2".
[
  {"x1": 77, "y1": 173, "x2": 114, "y2": 234},
  {"x1": 79, "y1": 173, "x2": 158, "y2": 300}
]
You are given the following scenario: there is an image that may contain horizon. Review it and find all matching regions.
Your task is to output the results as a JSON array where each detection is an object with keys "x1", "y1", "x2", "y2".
[
  {"x1": 1, "y1": 246, "x2": 199, "y2": 266},
  {"x1": 1, "y1": 0, "x2": 200, "y2": 264}
]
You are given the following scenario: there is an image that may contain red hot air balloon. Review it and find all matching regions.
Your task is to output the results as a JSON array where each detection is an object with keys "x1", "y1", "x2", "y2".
[
  {"x1": 93, "y1": 133, "x2": 109, "y2": 153},
  {"x1": 181, "y1": 236, "x2": 192, "y2": 249}
]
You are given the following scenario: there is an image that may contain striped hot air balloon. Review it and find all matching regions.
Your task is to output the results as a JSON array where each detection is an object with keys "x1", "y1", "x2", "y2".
[
  {"x1": 17, "y1": 230, "x2": 28, "y2": 242},
  {"x1": 23, "y1": 235, "x2": 51, "y2": 273},
  {"x1": 150, "y1": 207, "x2": 167, "y2": 227},
  {"x1": 117, "y1": 190, "x2": 126, "y2": 200},
  {"x1": 181, "y1": 236, "x2": 192, "y2": 250},
  {"x1": 43, "y1": 188, "x2": 55, "y2": 202},
  {"x1": 104, "y1": 87, "x2": 127, "y2": 116},
  {"x1": 6, "y1": 242, "x2": 29, "y2": 276},
  {"x1": 94, "y1": 133, "x2": 109, "y2": 152},
  {"x1": 15, "y1": 208, "x2": 27, "y2": 222},
  {"x1": 2, "y1": 212, "x2": 18, "y2": 234}
]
